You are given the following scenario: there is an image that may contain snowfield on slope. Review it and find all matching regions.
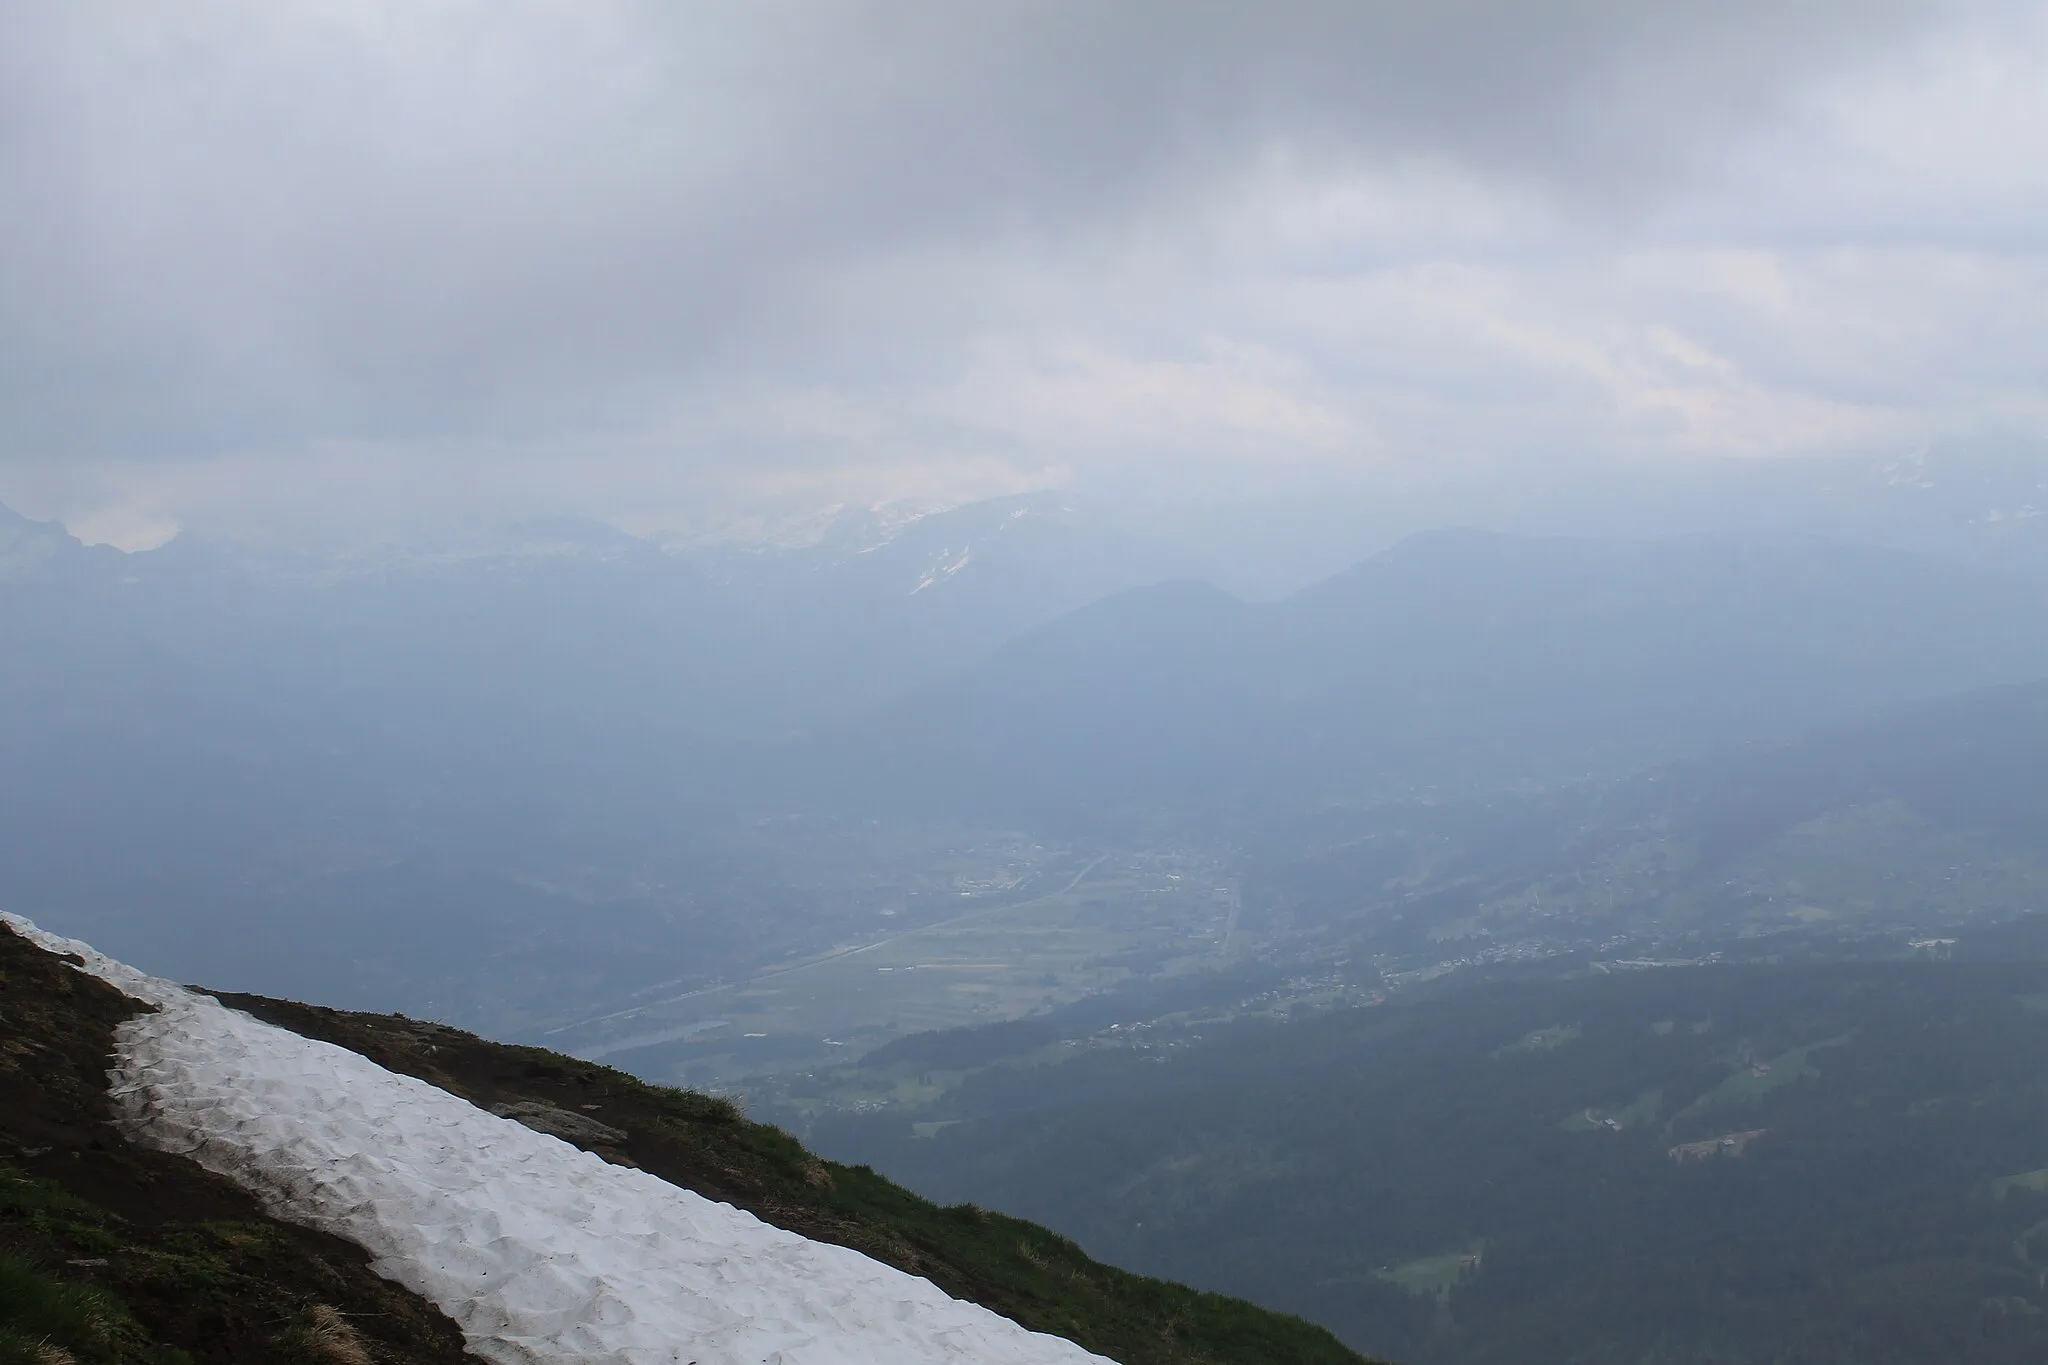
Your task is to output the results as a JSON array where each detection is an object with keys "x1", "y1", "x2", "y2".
[{"x1": 4, "y1": 915, "x2": 1111, "y2": 1365}]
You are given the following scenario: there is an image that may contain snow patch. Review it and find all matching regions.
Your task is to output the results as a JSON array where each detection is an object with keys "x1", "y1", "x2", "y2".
[
  {"x1": 908, "y1": 547, "x2": 974, "y2": 595},
  {"x1": 2, "y1": 915, "x2": 1110, "y2": 1365}
]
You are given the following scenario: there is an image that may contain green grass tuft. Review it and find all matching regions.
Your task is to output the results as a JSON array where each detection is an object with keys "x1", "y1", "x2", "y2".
[{"x1": 0, "y1": 1255, "x2": 132, "y2": 1365}]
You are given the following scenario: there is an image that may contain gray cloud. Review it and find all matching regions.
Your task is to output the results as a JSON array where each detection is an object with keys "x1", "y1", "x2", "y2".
[{"x1": 0, "y1": 0, "x2": 2040, "y2": 540}]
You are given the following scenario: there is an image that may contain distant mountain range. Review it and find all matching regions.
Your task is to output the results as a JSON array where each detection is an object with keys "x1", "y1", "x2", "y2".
[
  {"x1": 673, "y1": 443, "x2": 2048, "y2": 592},
  {"x1": 1, "y1": 491, "x2": 1189, "y2": 740},
  {"x1": 810, "y1": 529, "x2": 2048, "y2": 820}
]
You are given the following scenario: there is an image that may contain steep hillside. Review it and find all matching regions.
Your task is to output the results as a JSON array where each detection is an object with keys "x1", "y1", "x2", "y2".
[{"x1": 0, "y1": 922, "x2": 1371, "y2": 1365}]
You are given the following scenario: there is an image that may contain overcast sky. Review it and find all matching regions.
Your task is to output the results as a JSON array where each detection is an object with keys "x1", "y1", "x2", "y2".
[{"x1": 2, "y1": 1, "x2": 2045, "y2": 546}]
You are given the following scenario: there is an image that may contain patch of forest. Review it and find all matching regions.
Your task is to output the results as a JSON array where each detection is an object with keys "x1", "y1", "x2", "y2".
[{"x1": 802, "y1": 957, "x2": 2048, "y2": 1365}]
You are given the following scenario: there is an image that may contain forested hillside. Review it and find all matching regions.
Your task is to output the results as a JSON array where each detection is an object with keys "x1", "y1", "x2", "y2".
[{"x1": 796, "y1": 956, "x2": 2048, "y2": 1364}]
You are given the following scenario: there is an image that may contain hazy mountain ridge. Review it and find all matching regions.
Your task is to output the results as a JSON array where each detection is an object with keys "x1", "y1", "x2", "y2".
[
  {"x1": 636, "y1": 444, "x2": 2048, "y2": 591},
  {"x1": 1624, "y1": 675, "x2": 2048, "y2": 863},
  {"x1": 816, "y1": 529, "x2": 2048, "y2": 820},
  {"x1": 0, "y1": 492, "x2": 1188, "y2": 741},
  {"x1": 0, "y1": 502, "x2": 129, "y2": 584}
]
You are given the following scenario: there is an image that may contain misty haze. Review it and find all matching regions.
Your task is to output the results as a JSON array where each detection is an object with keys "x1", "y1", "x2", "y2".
[{"x1": 4, "y1": 5, "x2": 2048, "y2": 1365}]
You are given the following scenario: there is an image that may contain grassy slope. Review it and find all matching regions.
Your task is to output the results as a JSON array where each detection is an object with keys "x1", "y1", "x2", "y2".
[{"x1": 213, "y1": 987, "x2": 1375, "y2": 1365}]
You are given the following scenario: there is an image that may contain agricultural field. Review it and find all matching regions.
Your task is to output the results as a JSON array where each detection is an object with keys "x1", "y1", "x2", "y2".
[
  {"x1": 549, "y1": 846, "x2": 1242, "y2": 1085},
  {"x1": 1560, "y1": 1086, "x2": 1662, "y2": 1132},
  {"x1": 1670, "y1": 1032, "x2": 1854, "y2": 1124},
  {"x1": 1374, "y1": 1245, "x2": 1484, "y2": 1300}
]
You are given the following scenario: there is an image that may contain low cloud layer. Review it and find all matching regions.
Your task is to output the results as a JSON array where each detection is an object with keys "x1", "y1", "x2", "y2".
[{"x1": 2, "y1": 1, "x2": 2044, "y2": 543}]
